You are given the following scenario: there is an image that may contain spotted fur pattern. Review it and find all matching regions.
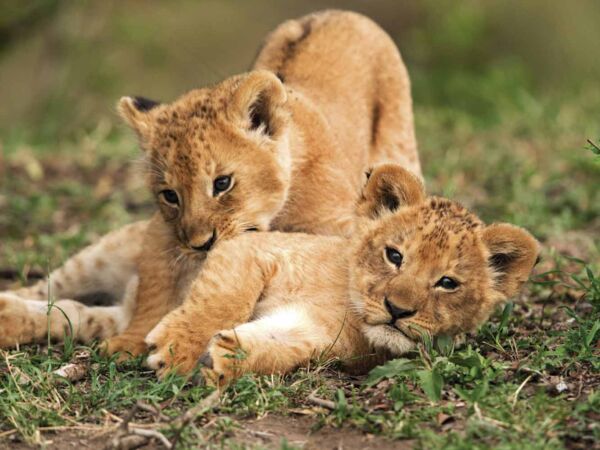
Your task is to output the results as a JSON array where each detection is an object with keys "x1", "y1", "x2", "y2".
[{"x1": 0, "y1": 277, "x2": 138, "y2": 348}]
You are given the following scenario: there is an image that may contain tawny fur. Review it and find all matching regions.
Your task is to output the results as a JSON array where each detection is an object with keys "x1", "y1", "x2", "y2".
[
  {"x1": 0, "y1": 277, "x2": 138, "y2": 348},
  {"x1": 142, "y1": 164, "x2": 540, "y2": 385},
  {"x1": 1, "y1": 11, "x2": 420, "y2": 354},
  {"x1": 11, "y1": 221, "x2": 145, "y2": 303}
]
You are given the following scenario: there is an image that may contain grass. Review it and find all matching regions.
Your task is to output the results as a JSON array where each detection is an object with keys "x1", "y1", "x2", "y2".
[{"x1": 1, "y1": 70, "x2": 599, "y2": 448}]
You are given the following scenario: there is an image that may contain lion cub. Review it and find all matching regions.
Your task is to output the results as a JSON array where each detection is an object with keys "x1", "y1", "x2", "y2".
[
  {"x1": 144, "y1": 165, "x2": 540, "y2": 385},
  {"x1": 2, "y1": 10, "x2": 420, "y2": 355}
]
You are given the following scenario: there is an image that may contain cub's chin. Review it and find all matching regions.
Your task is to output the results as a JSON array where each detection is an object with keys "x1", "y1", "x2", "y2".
[{"x1": 362, "y1": 323, "x2": 416, "y2": 355}]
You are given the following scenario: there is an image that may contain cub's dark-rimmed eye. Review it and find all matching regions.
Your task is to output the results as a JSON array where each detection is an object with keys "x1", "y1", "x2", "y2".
[
  {"x1": 385, "y1": 247, "x2": 403, "y2": 267},
  {"x1": 160, "y1": 189, "x2": 179, "y2": 205},
  {"x1": 436, "y1": 276, "x2": 459, "y2": 290},
  {"x1": 213, "y1": 175, "x2": 232, "y2": 195}
]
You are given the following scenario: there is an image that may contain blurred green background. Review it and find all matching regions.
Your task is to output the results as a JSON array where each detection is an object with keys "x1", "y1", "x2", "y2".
[
  {"x1": 0, "y1": 0, "x2": 598, "y2": 270},
  {"x1": 1, "y1": 0, "x2": 600, "y2": 142},
  {"x1": 1, "y1": 4, "x2": 598, "y2": 446}
]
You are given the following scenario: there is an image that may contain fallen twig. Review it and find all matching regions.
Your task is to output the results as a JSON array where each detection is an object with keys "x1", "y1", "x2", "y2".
[
  {"x1": 107, "y1": 434, "x2": 147, "y2": 450},
  {"x1": 105, "y1": 403, "x2": 172, "y2": 449},
  {"x1": 170, "y1": 390, "x2": 220, "y2": 448},
  {"x1": 510, "y1": 374, "x2": 533, "y2": 409},
  {"x1": 136, "y1": 400, "x2": 170, "y2": 422},
  {"x1": 130, "y1": 428, "x2": 172, "y2": 448},
  {"x1": 307, "y1": 391, "x2": 336, "y2": 410}
]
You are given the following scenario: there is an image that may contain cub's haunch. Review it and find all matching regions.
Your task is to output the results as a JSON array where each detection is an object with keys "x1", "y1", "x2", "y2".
[{"x1": 144, "y1": 164, "x2": 540, "y2": 384}]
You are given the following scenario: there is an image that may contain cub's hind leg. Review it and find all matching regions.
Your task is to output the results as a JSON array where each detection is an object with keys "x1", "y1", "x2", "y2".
[
  {"x1": 10, "y1": 221, "x2": 147, "y2": 304},
  {"x1": 0, "y1": 277, "x2": 137, "y2": 348},
  {"x1": 200, "y1": 305, "x2": 345, "y2": 387}
]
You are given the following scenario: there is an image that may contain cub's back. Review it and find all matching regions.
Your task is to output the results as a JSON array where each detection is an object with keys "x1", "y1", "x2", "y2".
[{"x1": 254, "y1": 10, "x2": 419, "y2": 176}]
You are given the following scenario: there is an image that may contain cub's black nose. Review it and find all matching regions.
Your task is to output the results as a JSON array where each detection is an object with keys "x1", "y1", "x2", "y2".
[
  {"x1": 192, "y1": 230, "x2": 217, "y2": 252},
  {"x1": 384, "y1": 297, "x2": 416, "y2": 321}
]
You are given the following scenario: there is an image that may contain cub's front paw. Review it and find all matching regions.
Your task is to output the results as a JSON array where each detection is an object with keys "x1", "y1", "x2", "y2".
[
  {"x1": 199, "y1": 330, "x2": 246, "y2": 388},
  {"x1": 100, "y1": 335, "x2": 148, "y2": 361},
  {"x1": 145, "y1": 321, "x2": 203, "y2": 379}
]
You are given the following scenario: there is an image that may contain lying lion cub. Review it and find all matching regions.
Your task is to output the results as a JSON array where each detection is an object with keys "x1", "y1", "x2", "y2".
[
  {"x1": 143, "y1": 164, "x2": 540, "y2": 385},
  {"x1": 2, "y1": 10, "x2": 420, "y2": 356}
]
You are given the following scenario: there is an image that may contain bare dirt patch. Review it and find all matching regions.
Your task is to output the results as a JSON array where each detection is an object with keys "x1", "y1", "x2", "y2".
[{"x1": 1, "y1": 415, "x2": 411, "y2": 450}]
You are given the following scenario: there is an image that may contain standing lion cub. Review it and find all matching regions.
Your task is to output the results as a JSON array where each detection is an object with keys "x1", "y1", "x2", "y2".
[
  {"x1": 141, "y1": 164, "x2": 540, "y2": 384},
  {"x1": 1, "y1": 11, "x2": 420, "y2": 352}
]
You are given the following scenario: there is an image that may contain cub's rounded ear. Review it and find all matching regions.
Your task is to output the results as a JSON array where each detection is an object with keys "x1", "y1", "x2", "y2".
[
  {"x1": 228, "y1": 70, "x2": 288, "y2": 139},
  {"x1": 356, "y1": 164, "x2": 425, "y2": 219},
  {"x1": 117, "y1": 96, "x2": 160, "y2": 144},
  {"x1": 482, "y1": 223, "x2": 540, "y2": 301}
]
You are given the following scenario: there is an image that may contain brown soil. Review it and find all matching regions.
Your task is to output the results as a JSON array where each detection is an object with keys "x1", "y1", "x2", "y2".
[{"x1": 1, "y1": 415, "x2": 413, "y2": 449}]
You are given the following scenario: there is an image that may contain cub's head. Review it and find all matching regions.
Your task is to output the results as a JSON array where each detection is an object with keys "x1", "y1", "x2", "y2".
[
  {"x1": 350, "y1": 164, "x2": 540, "y2": 355},
  {"x1": 119, "y1": 70, "x2": 290, "y2": 253}
]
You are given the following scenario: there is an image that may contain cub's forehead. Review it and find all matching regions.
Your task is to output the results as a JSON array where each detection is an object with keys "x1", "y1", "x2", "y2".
[
  {"x1": 147, "y1": 90, "x2": 239, "y2": 170},
  {"x1": 417, "y1": 197, "x2": 482, "y2": 235},
  {"x1": 366, "y1": 199, "x2": 484, "y2": 271},
  {"x1": 381, "y1": 197, "x2": 484, "y2": 253},
  {"x1": 154, "y1": 89, "x2": 228, "y2": 135}
]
